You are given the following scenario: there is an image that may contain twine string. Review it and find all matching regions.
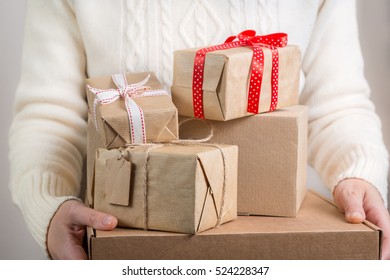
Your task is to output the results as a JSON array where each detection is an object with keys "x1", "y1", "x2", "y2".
[{"x1": 121, "y1": 118, "x2": 227, "y2": 230}]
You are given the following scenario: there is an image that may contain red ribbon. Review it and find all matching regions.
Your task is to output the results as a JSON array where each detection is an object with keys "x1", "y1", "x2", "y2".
[{"x1": 192, "y1": 30, "x2": 288, "y2": 119}]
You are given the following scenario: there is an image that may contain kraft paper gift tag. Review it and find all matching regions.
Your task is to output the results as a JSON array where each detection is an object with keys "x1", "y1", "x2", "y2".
[{"x1": 104, "y1": 157, "x2": 132, "y2": 206}]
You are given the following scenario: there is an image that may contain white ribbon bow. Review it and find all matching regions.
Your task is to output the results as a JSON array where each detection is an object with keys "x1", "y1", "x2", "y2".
[{"x1": 88, "y1": 73, "x2": 167, "y2": 144}]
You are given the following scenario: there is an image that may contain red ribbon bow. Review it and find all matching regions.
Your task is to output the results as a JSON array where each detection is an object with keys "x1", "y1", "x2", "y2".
[{"x1": 192, "y1": 30, "x2": 288, "y2": 119}]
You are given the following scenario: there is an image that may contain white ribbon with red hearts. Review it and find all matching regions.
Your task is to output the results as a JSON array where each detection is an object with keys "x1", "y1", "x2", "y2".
[{"x1": 88, "y1": 73, "x2": 167, "y2": 144}]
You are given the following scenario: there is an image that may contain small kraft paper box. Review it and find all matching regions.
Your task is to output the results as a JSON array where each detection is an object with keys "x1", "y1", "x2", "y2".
[
  {"x1": 88, "y1": 191, "x2": 382, "y2": 260},
  {"x1": 86, "y1": 72, "x2": 178, "y2": 149},
  {"x1": 171, "y1": 31, "x2": 301, "y2": 121},
  {"x1": 92, "y1": 143, "x2": 238, "y2": 234},
  {"x1": 179, "y1": 105, "x2": 308, "y2": 217}
]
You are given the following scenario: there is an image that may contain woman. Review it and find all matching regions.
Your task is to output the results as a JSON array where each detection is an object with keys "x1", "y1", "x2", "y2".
[{"x1": 9, "y1": 0, "x2": 389, "y2": 259}]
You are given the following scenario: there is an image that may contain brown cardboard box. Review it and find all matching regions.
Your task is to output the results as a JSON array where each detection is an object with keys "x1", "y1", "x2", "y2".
[
  {"x1": 88, "y1": 191, "x2": 382, "y2": 260},
  {"x1": 92, "y1": 144, "x2": 238, "y2": 234},
  {"x1": 179, "y1": 105, "x2": 308, "y2": 217},
  {"x1": 86, "y1": 72, "x2": 178, "y2": 149},
  {"x1": 171, "y1": 45, "x2": 300, "y2": 121}
]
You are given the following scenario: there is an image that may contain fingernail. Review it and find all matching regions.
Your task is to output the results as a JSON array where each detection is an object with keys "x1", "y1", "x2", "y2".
[
  {"x1": 351, "y1": 211, "x2": 363, "y2": 218},
  {"x1": 102, "y1": 215, "x2": 115, "y2": 226},
  {"x1": 348, "y1": 211, "x2": 364, "y2": 222}
]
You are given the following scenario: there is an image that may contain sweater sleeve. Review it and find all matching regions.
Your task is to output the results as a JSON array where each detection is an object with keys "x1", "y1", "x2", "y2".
[
  {"x1": 8, "y1": 0, "x2": 87, "y2": 256},
  {"x1": 300, "y1": 0, "x2": 389, "y2": 205}
]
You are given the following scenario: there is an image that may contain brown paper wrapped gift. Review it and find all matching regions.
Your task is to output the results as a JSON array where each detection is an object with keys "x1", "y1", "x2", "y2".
[
  {"x1": 179, "y1": 105, "x2": 308, "y2": 217},
  {"x1": 93, "y1": 144, "x2": 238, "y2": 234},
  {"x1": 88, "y1": 191, "x2": 382, "y2": 260},
  {"x1": 86, "y1": 72, "x2": 178, "y2": 149},
  {"x1": 171, "y1": 44, "x2": 301, "y2": 121}
]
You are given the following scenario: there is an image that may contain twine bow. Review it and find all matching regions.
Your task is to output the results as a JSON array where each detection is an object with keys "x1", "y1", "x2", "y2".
[
  {"x1": 192, "y1": 30, "x2": 288, "y2": 119},
  {"x1": 88, "y1": 74, "x2": 167, "y2": 144}
]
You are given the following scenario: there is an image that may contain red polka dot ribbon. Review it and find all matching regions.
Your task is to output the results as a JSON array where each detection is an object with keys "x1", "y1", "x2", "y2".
[{"x1": 192, "y1": 30, "x2": 288, "y2": 119}]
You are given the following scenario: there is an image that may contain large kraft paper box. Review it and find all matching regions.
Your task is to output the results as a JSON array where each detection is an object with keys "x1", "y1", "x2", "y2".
[
  {"x1": 179, "y1": 105, "x2": 308, "y2": 217},
  {"x1": 88, "y1": 191, "x2": 382, "y2": 260},
  {"x1": 86, "y1": 72, "x2": 178, "y2": 149},
  {"x1": 171, "y1": 45, "x2": 300, "y2": 121},
  {"x1": 92, "y1": 144, "x2": 238, "y2": 234}
]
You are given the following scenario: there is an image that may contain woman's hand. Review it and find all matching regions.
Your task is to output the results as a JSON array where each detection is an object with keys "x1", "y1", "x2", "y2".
[
  {"x1": 333, "y1": 178, "x2": 390, "y2": 260},
  {"x1": 47, "y1": 200, "x2": 118, "y2": 259}
]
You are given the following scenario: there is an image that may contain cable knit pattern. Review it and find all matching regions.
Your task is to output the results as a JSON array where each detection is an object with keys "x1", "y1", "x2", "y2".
[
  {"x1": 195, "y1": 1, "x2": 207, "y2": 47},
  {"x1": 229, "y1": 0, "x2": 241, "y2": 34},
  {"x1": 125, "y1": 0, "x2": 146, "y2": 72},
  {"x1": 160, "y1": 0, "x2": 174, "y2": 87},
  {"x1": 179, "y1": 0, "x2": 225, "y2": 48},
  {"x1": 257, "y1": 0, "x2": 279, "y2": 34},
  {"x1": 178, "y1": 2, "x2": 195, "y2": 48},
  {"x1": 10, "y1": 0, "x2": 389, "y2": 257},
  {"x1": 200, "y1": 0, "x2": 225, "y2": 45}
]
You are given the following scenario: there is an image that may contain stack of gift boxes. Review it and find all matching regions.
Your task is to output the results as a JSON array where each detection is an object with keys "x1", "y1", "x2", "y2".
[
  {"x1": 86, "y1": 71, "x2": 239, "y2": 234},
  {"x1": 85, "y1": 31, "x2": 368, "y2": 259}
]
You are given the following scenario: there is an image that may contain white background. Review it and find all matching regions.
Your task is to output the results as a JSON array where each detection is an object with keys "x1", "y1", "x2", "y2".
[{"x1": 0, "y1": 0, "x2": 389, "y2": 259}]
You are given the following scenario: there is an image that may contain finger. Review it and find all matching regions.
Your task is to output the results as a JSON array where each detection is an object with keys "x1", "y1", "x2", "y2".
[
  {"x1": 367, "y1": 209, "x2": 390, "y2": 260},
  {"x1": 55, "y1": 241, "x2": 88, "y2": 260},
  {"x1": 334, "y1": 184, "x2": 366, "y2": 223},
  {"x1": 372, "y1": 215, "x2": 390, "y2": 260},
  {"x1": 69, "y1": 202, "x2": 118, "y2": 230},
  {"x1": 48, "y1": 225, "x2": 88, "y2": 260},
  {"x1": 381, "y1": 235, "x2": 390, "y2": 260},
  {"x1": 64, "y1": 244, "x2": 88, "y2": 260}
]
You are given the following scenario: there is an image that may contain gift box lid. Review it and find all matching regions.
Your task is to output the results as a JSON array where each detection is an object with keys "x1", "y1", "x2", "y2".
[{"x1": 88, "y1": 190, "x2": 381, "y2": 260}]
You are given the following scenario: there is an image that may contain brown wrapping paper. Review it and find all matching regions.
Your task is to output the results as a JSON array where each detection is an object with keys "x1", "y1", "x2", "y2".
[
  {"x1": 86, "y1": 72, "x2": 178, "y2": 149},
  {"x1": 171, "y1": 45, "x2": 301, "y2": 121},
  {"x1": 179, "y1": 105, "x2": 308, "y2": 217},
  {"x1": 93, "y1": 144, "x2": 238, "y2": 234},
  {"x1": 88, "y1": 191, "x2": 382, "y2": 260},
  {"x1": 86, "y1": 113, "x2": 99, "y2": 207}
]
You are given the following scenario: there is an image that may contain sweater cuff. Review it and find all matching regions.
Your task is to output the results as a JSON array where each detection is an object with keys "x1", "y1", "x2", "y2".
[
  {"x1": 326, "y1": 145, "x2": 389, "y2": 208},
  {"x1": 11, "y1": 170, "x2": 82, "y2": 258}
]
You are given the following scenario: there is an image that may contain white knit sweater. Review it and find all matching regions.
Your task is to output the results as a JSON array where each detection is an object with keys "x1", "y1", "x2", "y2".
[{"x1": 9, "y1": 0, "x2": 389, "y2": 256}]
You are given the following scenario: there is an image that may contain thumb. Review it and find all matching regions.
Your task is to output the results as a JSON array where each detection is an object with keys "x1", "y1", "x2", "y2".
[
  {"x1": 344, "y1": 204, "x2": 366, "y2": 224},
  {"x1": 71, "y1": 202, "x2": 118, "y2": 230},
  {"x1": 334, "y1": 184, "x2": 366, "y2": 224}
]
